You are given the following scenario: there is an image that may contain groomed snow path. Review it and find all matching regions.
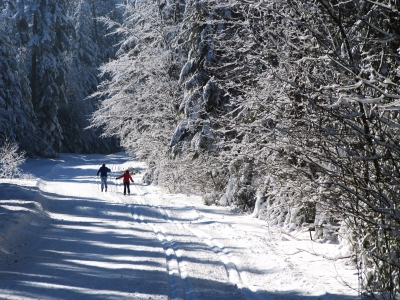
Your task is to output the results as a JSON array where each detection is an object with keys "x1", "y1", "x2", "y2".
[{"x1": 0, "y1": 153, "x2": 359, "y2": 300}]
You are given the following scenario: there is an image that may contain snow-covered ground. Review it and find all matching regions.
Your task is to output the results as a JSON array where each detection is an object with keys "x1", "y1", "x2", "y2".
[{"x1": 0, "y1": 153, "x2": 359, "y2": 299}]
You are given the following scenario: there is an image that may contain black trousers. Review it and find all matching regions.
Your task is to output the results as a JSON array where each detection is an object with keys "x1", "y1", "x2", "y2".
[{"x1": 123, "y1": 182, "x2": 130, "y2": 195}]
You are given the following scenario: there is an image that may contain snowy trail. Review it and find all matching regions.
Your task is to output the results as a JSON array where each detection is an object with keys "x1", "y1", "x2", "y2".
[
  {"x1": 0, "y1": 154, "x2": 168, "y2": 299},
  {"x1": 0, "y1": 153, "x2": 359, "y2": 300}
]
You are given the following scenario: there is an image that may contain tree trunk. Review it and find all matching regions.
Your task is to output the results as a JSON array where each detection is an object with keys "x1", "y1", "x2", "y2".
[
  {"x1": 91, "y1": 0, "x2": 98, "y2": 44},
  {"x1": 30, "y1": 12, "x2": 37, "y2": 110}
]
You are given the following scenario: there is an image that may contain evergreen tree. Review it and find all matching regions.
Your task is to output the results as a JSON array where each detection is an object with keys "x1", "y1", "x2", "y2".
[
  {"x1": 0, "y1": 1, "x2": 46, "y2": 155},
  {"x1": 19, "y1": 0, "x2": 72, "y2": 155}
]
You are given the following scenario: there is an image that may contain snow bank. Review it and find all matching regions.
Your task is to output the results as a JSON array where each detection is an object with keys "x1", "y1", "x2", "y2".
[{"x1": 0, "y1": 180, "x2": 46, "y2": 256}]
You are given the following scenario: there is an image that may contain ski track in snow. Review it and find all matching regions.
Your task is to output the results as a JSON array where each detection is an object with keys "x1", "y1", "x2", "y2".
[
  {"x1": 154, "y1": 202, "x2": 259, "y2": 300},
  {"x1": 127, "y1": 198, "x2": 188, "y2": 300},
  {"x1": 127, "y1": 185, "x2": 290, "y2": 300},
  {"x1": 153, "y1": 200, "x2": 252, "y2": 299},
  {"x1": 110, "y1": 180, "x2": 258, "y2": 300}
]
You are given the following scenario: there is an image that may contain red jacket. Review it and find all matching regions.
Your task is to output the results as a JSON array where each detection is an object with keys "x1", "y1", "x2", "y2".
[{"x1": 117, "y1": 172, "x2": 134, "y2": 183}]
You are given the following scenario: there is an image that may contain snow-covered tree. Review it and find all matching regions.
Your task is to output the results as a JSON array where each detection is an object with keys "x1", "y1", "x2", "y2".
[
  {"x1": 0, "y1": 1, "x2": 49, "y2": 156},
  {"x1": 0, "y1": 138, "x2": 26, "y2": 179},
  {"x1": 16, "y1": 0, "x2": 73, "y2": 155},
  {"x1": 200, "y1": 0, "x2": 400, "y2": 296},
  {"x1": 260, "y1": 1, "x2": 400, "y2": 296},
  {"x1": 58, "y1": 0, "x2": 121, "y2": 154},
  {"x1": 90, "y1": 0, "x2": 187, "y2": 183}
]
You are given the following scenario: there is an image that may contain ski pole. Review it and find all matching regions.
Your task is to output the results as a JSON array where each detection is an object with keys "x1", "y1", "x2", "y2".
[{"x1": 134, "y1": 182, "x2": 141, "y2": 195}]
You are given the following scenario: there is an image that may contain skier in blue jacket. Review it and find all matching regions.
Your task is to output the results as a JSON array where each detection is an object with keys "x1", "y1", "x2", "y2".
[{"x1": 97, "y1": 163, "x2": 111, "y2": 192}]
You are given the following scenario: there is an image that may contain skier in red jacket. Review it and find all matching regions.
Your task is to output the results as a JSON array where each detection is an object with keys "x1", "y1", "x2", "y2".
[{"x1": 116, "y1": 170, "x2": 134, "y2": 195}]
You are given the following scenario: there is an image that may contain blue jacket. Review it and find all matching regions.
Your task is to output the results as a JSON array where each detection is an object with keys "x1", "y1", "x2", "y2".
[{"x1": 97, "y1": 166, "x2": 111, "y2": 177}]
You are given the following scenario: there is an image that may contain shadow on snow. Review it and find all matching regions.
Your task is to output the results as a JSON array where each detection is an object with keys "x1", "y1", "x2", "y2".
[{"x1": 0, "y1": 154, "x2": 359, "y2": 300}]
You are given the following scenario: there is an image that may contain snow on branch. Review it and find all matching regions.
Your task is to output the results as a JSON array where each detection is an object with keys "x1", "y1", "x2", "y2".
[{"x1": 0, "y1": 139, "x2": 26, "y2": 179}]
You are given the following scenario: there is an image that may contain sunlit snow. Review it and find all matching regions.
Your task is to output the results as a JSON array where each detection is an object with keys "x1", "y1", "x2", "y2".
[{"x1": 0, "y1": 153, "x2": 359, "y2": 299}]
